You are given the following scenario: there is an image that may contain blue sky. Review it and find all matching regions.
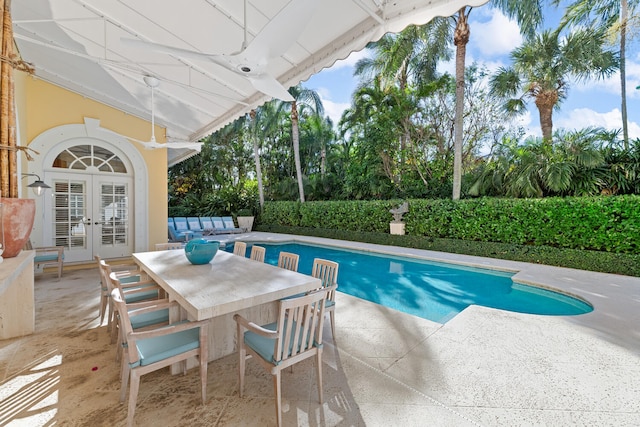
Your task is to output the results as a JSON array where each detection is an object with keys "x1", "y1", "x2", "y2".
[{"x1": 303, "y1": 5, "x2": 640, "y2": 141}]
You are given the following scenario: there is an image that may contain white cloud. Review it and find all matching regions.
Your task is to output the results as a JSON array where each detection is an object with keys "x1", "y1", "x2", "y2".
[
  {"x1": 469, "y1": 8, "x2": 522, "y2": 57},
  {"x1": 555, "y1": 108, "x2": 640, "y2": 139},
  {"x1": 321, "y1": 97, "x2": 350, "y2": 125},
  {"x1": 515, "y1": 110, "x2": 540, "y2": 138}
]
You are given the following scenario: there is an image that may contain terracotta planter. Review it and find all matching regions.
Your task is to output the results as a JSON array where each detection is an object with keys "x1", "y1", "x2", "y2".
[{"x1": 0, "y1": 198, "x2": 36, "y2": 258}]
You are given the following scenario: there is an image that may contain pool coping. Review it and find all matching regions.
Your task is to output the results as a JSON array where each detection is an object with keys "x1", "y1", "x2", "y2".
[{"x1": 221, "y1": 231, "x2": 640, "y2": 353}]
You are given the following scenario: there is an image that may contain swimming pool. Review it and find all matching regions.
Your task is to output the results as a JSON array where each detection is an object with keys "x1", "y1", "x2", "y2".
[{"x1": 225, "y1": 241, "x2": 593, "y2": 323}]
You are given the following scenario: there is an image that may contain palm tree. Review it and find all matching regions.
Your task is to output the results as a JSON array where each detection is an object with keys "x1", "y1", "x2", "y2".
[
  {"x1": 470, "y1": 128, "x2": 607, "y2": 197},
  {"x1": 490, "y1": 28, "x2": 619, "y2": 142},
  {"x1": 556, "y1": 0, "x2": 639, "y2": 147},
  {"x1": 448, "y1": 1, "x2": 544, "y2": 199},
  {"x1": 279, "y1": 85, "x2": 324, "y2": 203},
  {"x1": 354, "y1": 21, "x2": 451, "y2": 180}
]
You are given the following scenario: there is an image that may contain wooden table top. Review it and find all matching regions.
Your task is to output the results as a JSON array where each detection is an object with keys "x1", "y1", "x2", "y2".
[{"x1": 133, "y1": 249, "x2": 320, "y2": 320}]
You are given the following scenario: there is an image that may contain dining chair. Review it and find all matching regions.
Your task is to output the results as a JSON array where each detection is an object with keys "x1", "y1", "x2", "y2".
[
  {"x1": 154, "y1": 242, "x2": 183, "y2": 251},
  {"x1": 277, "y1": 251, "x2": 299, "y2": 272},
  {"x1": 25, "y1": 240, "x2": 64, "y2": 280},
  {"x1": 311, "y1": 258, "x2": 339, "y2": 338},
  {"x1": 221, "y1": 216, "x2": 243, "y2": 233},
  {"x1": 249, "y1": 245, "x2": 266, "y2": 262},
  {"x1": 96, "y1": 256, "x2": 161, "y2": 335},
  {"x1": 96, "y1": 255, "x2": 142, "y2": 328},
  {"x1": 109, "y1": 272, "x2": 170, "y2": 363},
  {"x1": 234, "y1": 285, "x2": 336, "y2": 427},
  {"x1": 112, "y1": 288, "x2": 209, "y2": 427},
  {"x1": 233, "y1": 241, "x2": 247, "y2": 257}
]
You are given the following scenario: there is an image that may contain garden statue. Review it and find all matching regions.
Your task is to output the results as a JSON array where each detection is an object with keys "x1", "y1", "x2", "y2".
[{"x1": 389, "y1": 201, "x2": 409, "y2": 223}]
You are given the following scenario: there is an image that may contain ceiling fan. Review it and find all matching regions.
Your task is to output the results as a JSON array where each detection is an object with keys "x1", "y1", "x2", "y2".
[
  {"x1": 133, "y1": 75, "x2": 203, "y2": 150},
  {"x1": 102, "y1": 75, "x2": 204, "y2": 151},
  {"x1": 122, "y1": 0, "x2": 318, "y2": 102}
]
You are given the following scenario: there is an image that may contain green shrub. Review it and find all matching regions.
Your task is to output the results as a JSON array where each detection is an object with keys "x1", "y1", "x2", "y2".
[
  {"x1": 255, "y1": 225, "x2": 640, "y2": 277},
  {"x1": 260, "y1": 196, "x2": 640, "y2": 255}
]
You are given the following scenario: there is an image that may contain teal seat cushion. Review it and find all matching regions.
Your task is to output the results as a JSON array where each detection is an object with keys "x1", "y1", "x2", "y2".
[
  {"x1": 130, "y1": 308, "x2": 169, "y2": 329},
  {"x1": 325, "y1": 300, "x2": 335, "y2": 308},
  {"x1": 244, "y1": 320, "x2": 317, "y2": 365},
  {"x1": 131, "y1": 325, "x2": 200, "y2": 368},
  {"x1": 34, "y1": 254, "x2": 60, "y2": 262}
]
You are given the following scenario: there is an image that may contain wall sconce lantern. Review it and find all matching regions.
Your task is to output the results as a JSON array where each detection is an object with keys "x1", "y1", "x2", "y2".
[{"x1": 22, "y1": 173, "x2": 51, "y2": 196}]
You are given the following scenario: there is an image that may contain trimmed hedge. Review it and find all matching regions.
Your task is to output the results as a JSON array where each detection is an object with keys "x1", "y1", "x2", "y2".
[
  {"x1": 254, "y1": 225, "x2": 640, "y2": 277},
  {"x1": 259, "y1": 196, "x2": 640, "y2": 254}
]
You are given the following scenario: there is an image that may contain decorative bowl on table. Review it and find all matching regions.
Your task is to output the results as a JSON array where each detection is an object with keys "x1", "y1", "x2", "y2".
[{"x1": 184, "y1": 239, "x2": 220, "y2": 265}]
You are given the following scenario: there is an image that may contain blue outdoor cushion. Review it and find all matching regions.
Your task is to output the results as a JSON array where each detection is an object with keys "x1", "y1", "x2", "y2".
[
  {"x1": 34, "y1": 254, "x2": 60, "y2": 262},
  {"x1": 129, "y1": 308, "x2": 169, "y2": 330},
  {"x1": 244, "y1": 320, "x2": 317, "y2": 365},
  {"x1": 131, "y1": 326, "x2": 200, "y2": 367}
]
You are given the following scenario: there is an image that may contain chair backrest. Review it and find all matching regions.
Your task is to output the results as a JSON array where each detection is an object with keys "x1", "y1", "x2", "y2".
[
  {"x1": 200, "y1": 217, "x2": 214, "y2": 229},
  {"x1": 273, "y1": 285, "x2": 336, "y2": 364},
  {"x1": 311, "y1": 258, "x2": 338, "y2": 302},
  {"x1": 221, "y1": 216, "x2": 237, "y2": 229},
  {"x1": 277, "y1": 251, "x2": 299, "y2": 272},
  {"x1": 212, "y1": 217, "x2": 225, "y2": 230},
  {"x1": 249, "y1": 245, "x2": 265, "y2": 262},
  {"x1": 96, "y1": 257, "x2": 116, "y2": 295},
  {"x1": 155, "y1": 242, "x2": 183, "y2": 251},
  {"x1": 173, "y1": 217, "x2": 189, "y2": 231},
  {"x1": 186, "y1": 217, "x2": 203, "y2": 231},
  {"x1": 233, "y1": 241, "x2": 247, "y2": 257},
  {"x1": 168, "y1": 218, "x2": 175, "y2": 227},
  {"x1": 167, "y1": 225, "x2": 185, "y2": 242},
  {"x1": 109, "y1": 288, "x2": 140, "y2": 363}
]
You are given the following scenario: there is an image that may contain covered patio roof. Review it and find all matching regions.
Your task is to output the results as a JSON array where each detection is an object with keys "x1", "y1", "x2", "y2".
[{"x1": 13, "y1": 0, "x2": 486, "y2": 165}]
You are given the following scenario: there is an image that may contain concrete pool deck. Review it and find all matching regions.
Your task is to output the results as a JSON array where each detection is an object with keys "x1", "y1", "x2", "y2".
[{"x1": 1, "y1": 232, "x2": 639, "y2": 425}]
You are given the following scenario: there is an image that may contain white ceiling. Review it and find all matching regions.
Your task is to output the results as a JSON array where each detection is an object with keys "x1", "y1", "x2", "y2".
[{"x1": 13, "y1": 0, "x2": 486, "y2": 165}]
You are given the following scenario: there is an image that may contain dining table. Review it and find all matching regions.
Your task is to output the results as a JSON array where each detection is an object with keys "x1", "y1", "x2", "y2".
[{"x1": 132, "y1": 248, "x2": 321, "y2": 363}]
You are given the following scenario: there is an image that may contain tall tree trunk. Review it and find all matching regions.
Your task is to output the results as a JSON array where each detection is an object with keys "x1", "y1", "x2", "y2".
[
  {"x1": 291, "y1": 101, "x2": 305, "y2": 202},
  {"x1": 452, "y1": 7, "x2": 470, "y2": 200},
  {"x1": 250, "y1": 110, "x2": 264, "y2": 210},
  {"x1": 620, "y1": 0, "x2": 629, "y2": 148},
  {"x1": 535, "y1": 91, "x2": 557, "y2": 142}
]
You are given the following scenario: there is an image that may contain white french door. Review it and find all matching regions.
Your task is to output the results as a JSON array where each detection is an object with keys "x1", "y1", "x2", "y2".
[{"x1": 45, "y1": 172, "x2": 133, "y2": 262}]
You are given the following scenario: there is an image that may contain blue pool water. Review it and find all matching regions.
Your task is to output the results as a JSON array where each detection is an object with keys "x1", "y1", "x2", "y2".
[{"x1": 225, "y1": 242, "x2": 592, "y2": 323}]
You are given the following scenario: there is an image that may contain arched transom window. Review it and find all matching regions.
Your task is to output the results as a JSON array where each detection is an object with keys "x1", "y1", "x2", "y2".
[{"x1": 52, "y1": 144, "x2": 127, "y2": 173}]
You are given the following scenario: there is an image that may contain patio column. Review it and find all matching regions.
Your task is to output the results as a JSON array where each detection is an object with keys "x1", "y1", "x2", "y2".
[{"x1": 0, "y1": 0, "x2": 34, "y2": 198}]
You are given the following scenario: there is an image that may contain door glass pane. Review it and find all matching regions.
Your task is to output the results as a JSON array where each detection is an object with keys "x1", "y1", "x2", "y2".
[
  {"x1": 52, "y1": 144, "x2": 127, "y2": 173},
  {"x1": 52, "y1": 180, "x2": 87, "y2": 249},
  {"x1": 100, "y1": 182, "x2": 128, "y2": 247}
]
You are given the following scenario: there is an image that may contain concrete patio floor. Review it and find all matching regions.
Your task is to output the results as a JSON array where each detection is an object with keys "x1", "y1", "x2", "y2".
[{"x1": 1, "y1": 233, "x2": 639, "y2": 426}]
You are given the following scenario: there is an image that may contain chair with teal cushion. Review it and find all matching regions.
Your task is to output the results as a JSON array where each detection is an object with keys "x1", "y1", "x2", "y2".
[
  {"x1": 168, "y1": 223, "x2": 187, "y2": 242},
  {"x1": 112, "y1": 289, "x2": 209, "y2": 427},
  {"x1": 96, "y1": 256, "x2": 162, "y2": 337},
  {"x1": 109, "y1": 271, "x2": 170, "y2": 363},
  {"x1": 221, "y1": 216, "x2": 243, "y2": 233},
  {"x1": 311, "y1": 258, "x2": 338, "y2": 338},
  {"x1": 234, "y1": 285, "x2": 336, "y2": 427},
  {"x1": 186, "y1": 217, "x2": 204, "y2": 238},
  {"x1": 26, "y1": 241, "x2": 64, "y2": 280},
  {"x1": 211, "y1": 217, "x2": 226, "y2": 233}
]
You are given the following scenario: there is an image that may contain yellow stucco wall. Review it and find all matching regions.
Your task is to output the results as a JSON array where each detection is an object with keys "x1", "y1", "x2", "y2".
[{"x1": 17, "y1": 73, "x2": 168, "y2": 253}]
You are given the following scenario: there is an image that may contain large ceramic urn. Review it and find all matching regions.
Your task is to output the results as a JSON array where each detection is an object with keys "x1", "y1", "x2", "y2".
[{"x1": 0, "y1": 198, "x2": 36, "y2": 258}]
